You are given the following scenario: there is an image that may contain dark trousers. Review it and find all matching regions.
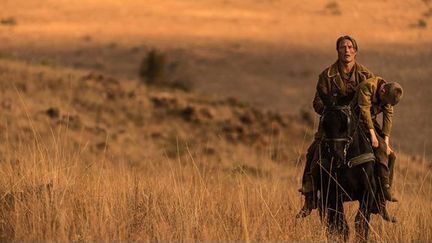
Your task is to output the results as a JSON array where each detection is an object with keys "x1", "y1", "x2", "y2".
[
  {"x1": 300, "y1": 138, "x2": 320, "y2": 194},
  {"x1": 372, "y1": 121, "x2": 396, "y2": 189}
]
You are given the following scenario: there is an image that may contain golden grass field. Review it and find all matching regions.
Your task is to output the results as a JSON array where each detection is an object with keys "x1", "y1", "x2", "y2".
[
  {"x1": 1, "y1": 138, "x2": 431, "y2": 241},
  {"x1": 0, "y1": 0, "x2": 431, "y2": 241}
]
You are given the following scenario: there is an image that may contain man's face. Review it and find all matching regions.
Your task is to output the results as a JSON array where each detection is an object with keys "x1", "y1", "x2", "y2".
[
  {"x1": 379, "y1": 85, "x2": 390, "y2": 105},
  {"x1": 337, "y1": 39, "x2": 357, "y2": 64}
]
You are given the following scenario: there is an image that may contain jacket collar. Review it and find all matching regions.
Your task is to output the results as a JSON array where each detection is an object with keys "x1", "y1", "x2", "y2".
[
  {"x1": 327, "y1": 61, "x2": 340, "y2": 78},
  {"x1": 327, "y1": 61, "x2": 358, "y2": 78}
]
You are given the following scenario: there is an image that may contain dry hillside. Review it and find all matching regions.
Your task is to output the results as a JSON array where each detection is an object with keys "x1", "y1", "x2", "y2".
[
  {"x1": 0, "y1": 0, "x2": 431, "y2": 157},
  {"x1": 0, "y1": 50, "x2": 430, "y2": 242}
]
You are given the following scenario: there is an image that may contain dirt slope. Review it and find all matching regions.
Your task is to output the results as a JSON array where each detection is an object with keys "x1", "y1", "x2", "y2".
[
  {"x1": 0, "y1": 58, "x2": 310, "y2": 167},
  {"x1": 0, "y1": 0, "x2": 431, "y2": 157},
  {"x1": 0, "y1": 57, "x2": 430, "y2": 242}
]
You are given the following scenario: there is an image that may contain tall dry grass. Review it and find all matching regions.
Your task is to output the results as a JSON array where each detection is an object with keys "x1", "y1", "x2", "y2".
[
  {"x1": 0, "y1": 58, "x2": 430, "y2": 242},
  {"x1": 0, "y1": 129, "x2": 431, "y2": 242}
]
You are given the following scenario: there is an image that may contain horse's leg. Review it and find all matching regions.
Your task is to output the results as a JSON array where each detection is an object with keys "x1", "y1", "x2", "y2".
[
  {"x1": 323, "y1": 177, "x2": 338, "y2": 240},
  {"x1": 337, "y1": 197, "x2": 349, "y2": 242},
  {"x1": 342, "y1": 212, "x2": 349, "y2": 241},
  {"x1": 326, "y1": 205, "x2": 338, "y2": 241},
  {"x1": 361, "y1": 164, "x2": 375, "y2": 241},
  {"x1": 326, "y1": 184, "x2": 349, "y2": 241},
  {"x1": 355, "y1": 201, "x2": 371, "y2": 242},
  {"x1": 355, "y1": 164, "x2": 376, "y2": 242},
  {"x1": 326, "y1": 202, "x2": 349, "y2": 242}
]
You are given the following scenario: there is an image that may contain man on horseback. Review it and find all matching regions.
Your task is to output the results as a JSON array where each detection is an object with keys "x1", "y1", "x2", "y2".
[
  {"x1": 297, "y1": 35, "x2": 374, "y2": 217},
  {"x1": 353, "y1": 77, "x2": 403, "y2": 221}
]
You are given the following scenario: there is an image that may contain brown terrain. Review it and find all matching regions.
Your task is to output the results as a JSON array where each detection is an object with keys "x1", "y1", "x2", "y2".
[{"x1": 0, "y1": 0, "x2": 431, "y2": 241}]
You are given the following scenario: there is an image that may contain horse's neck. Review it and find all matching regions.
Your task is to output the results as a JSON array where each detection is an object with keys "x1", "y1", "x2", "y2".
[{"x1": 347, "y1": 124, "x2": 374, "y2": 160}]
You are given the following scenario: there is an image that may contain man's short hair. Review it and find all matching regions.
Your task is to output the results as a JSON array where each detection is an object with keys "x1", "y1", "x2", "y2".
[
  {"x1": 336, "y1": 35, "x2": 358, "y2": 51},
  {"x1": 383, "y1": 82, "x2": 403, "y2": 106}
]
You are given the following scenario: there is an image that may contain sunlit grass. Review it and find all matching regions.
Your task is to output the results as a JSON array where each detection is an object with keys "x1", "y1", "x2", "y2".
[{"x1": 0, "y1": 129, "x2": 430, "y2": 241}]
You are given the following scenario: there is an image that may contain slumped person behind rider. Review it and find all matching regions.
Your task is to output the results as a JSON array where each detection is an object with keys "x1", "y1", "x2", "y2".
[{"x1": 353, "y1": 77, "x2": 403, "y2": 221}]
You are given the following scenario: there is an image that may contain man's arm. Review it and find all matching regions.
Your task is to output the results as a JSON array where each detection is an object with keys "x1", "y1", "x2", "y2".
[
  {"x1": 382, "y1": 104, "x2": 394, "y2": 154},
  {"x1": 312, "y1": 91, "x2": 324, "y2": 115},
  {"x1": 358, "y1": 85, "x2": 374, "y2": 131},
  {"x1": 316, "y1": 74, "x2": 332, "y2": 107},
  {"x1": 357, "y1": 83, "x2": 379, "y2": 147},
  {"x1": 312, "y1": 73, "x2": 329, "y2": 115},
  {"x1": 382, "y1": 104, "x2": 393, "y2": 137}
]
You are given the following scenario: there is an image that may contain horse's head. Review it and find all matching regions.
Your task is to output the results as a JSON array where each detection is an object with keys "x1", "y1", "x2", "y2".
[{"x1": 321, "y1": 105, "x2": 352, "y2": 167}]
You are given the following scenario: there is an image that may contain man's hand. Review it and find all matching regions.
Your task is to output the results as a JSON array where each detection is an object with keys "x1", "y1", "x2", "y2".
[
  {"x1": 384, "y1": 136, "x2": 393, "y2": 155},
  {"x1": 386, "y1": 145, "x2": 393, "y2": 155},
  {"x1": 370, "y1": 129, "x2": 379, "y2": 148}
]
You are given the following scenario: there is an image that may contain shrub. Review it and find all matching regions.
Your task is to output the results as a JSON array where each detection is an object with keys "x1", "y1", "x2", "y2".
[
  {"x1": 424, "y1": 8, "x2": 432, "y2": 18},
  {"x1": 325, "y1": 1, "x2": 341, "y2": 15},
  {"x1": 0, "y1": 17, "x2": 17, "y2": 26},
  {"x1": 418, "y1": 18, "x2": 428, "y2": 28},
  {"x1": 139, "y1": 49, "x2": 166, "y2": 85}
]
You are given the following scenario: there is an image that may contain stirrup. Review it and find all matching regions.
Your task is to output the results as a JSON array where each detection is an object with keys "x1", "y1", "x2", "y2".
[
  {"x1": 383, "y1": 186, "x2": 398, "y2": 202},
  {"x1": 380, "y1": 208, "x2": 397, "y2": 223},
  {"x1": 386, "y1": 195, "x2": 398, "y2": 203}
]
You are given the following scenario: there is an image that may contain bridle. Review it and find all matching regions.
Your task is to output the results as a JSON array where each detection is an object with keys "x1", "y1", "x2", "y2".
[{"x1": 321, "y1": 105, "x2": 354, "y2": 166}]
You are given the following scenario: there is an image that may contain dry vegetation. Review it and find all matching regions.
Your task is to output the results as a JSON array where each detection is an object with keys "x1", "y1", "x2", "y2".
[
  {"x1": 1, "y1": 132, "x2": 431, "y2": 241},
  {"x1": 0, "y1": 0, "x2": 431, "y2": 157},
  {"x1": 0, "y1": 0, "x2": 431, "y2": 241},
  {"x1": 0, "y1": 55, "x2": 430, "y2": 242}
]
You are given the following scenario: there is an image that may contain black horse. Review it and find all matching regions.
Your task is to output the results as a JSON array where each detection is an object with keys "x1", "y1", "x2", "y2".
[{"x1": 317, "y1": 105, "x2": 379, "y2": 242}]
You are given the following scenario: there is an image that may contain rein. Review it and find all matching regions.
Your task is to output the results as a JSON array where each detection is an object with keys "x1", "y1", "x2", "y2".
[
  {"x1": 323, "y1": 138, "x2": 352, "y2": 143},
  {"x1": 320, "y1": 105, "x2": 366, "y2": 168}
]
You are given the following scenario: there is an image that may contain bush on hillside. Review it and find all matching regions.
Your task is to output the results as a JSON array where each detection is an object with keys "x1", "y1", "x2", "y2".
[
  {"x1": 0, "y1": 17, "x2": 17, "y2": 26},
  {"x1": 139, "y1": 49, "x2": 166, "y2": 85},
  {"x1": 139, "y1": 48, "x2": 193, "y2": 91}
]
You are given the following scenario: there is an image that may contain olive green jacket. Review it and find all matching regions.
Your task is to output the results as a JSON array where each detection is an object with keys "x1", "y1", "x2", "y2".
[
  {"x1": 313, "y1": 61, "x2": 374, "y2": 115},
  {"x1": 354, "y1": 77, "x2": 393, "y2": 136}
]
